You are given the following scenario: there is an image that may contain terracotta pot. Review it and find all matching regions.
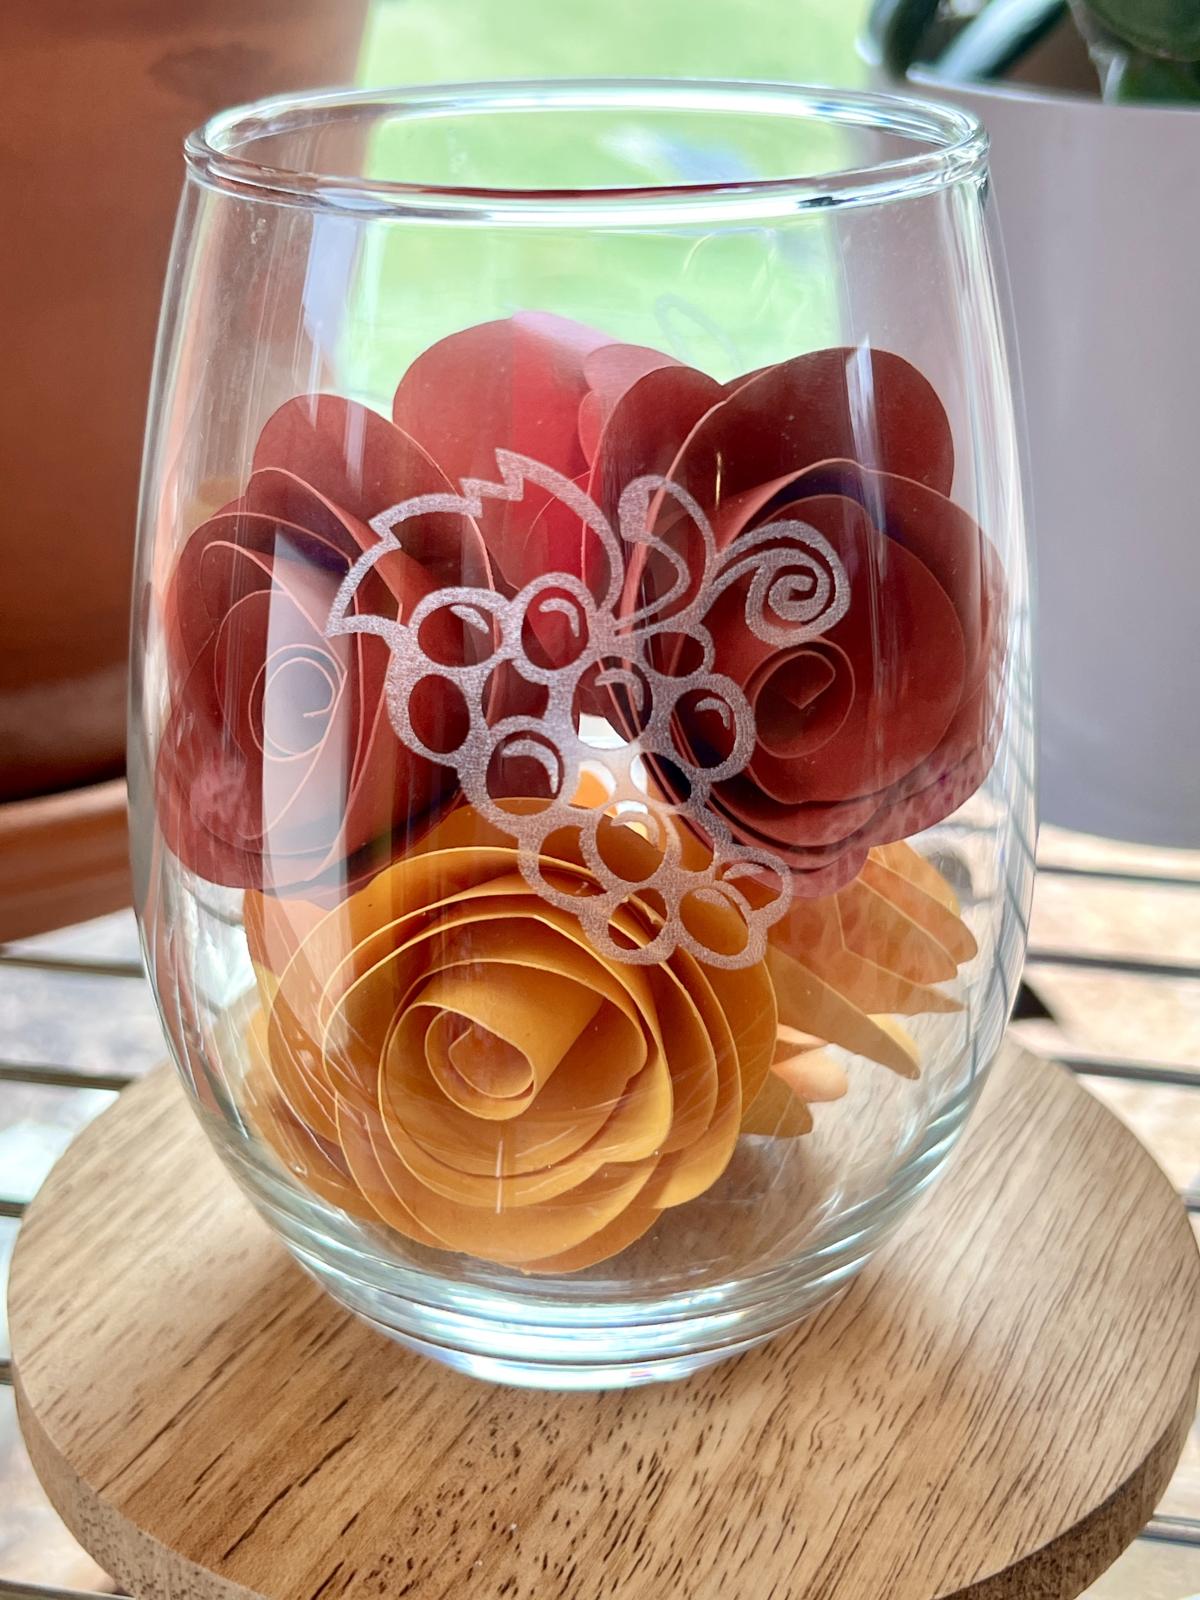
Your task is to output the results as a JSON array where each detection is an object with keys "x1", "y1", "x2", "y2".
[{"x1": 1, "y1": 0, "x2": 365, "y2": 803}]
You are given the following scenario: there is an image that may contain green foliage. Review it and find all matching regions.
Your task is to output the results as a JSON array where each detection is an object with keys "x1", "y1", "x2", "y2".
[
  {"x1": 1104, "y1": 48, "x2": 1200, "y2": 101},
  {"x1": 360, "y1": 0, "x2": 866, "y2": 89},
  {"x1": 1081, "y1": 0, "x2": 1200, "y2": 61},
  {"x1": 1076, "y1": 0, "x2": 1200, "y2": 102},
  {"x1": 864, "y1": 0, "x2": 1200, "y2": 100},
  {"x1": 865, "y1": 0, "x2": 945, "y2": 76}
]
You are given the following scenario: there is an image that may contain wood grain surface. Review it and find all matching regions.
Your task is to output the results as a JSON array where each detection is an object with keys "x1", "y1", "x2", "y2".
[
  {"x1": 0, "y1": 778, "x2": 130, "y2": 943},
  {"x1": 9, "y1": 1046, "x2": 1200, "y2": 1600}
]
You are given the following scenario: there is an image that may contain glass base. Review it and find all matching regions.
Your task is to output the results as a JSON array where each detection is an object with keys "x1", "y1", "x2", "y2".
[
  {"x1": 207, "y1": 1057, "x2": 987, "y2": 1390},
  {"x1": 287, "y1": 1245, "x2": 863, "y2": 1390}
]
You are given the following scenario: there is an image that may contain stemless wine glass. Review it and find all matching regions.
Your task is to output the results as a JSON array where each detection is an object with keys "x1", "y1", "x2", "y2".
[{"x1": 129, "y1": 79, "x2": 1035, "y2": 1389}]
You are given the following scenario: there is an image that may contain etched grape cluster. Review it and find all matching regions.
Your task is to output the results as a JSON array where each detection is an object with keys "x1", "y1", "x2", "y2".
[{"x1": 326, "y1": 451, "x2": 849, "y2": 969}]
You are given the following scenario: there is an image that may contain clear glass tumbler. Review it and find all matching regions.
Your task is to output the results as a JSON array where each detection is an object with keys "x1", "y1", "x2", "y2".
[{"x1": 129, "y1": 79, "x2": 1035, "y2": 1388}]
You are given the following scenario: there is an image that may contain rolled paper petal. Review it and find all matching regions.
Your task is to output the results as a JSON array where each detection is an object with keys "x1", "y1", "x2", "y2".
[
  {"x1": 242, "y1": 803, "x2": 980, "y2": 1270},
  {"x1": 874, "y1": 840, "x2": 960, "y2": 906},
  {"x1": 586, "y1": 362, "x2": 726, "y2": 545},
  {"x1": 577, "y1": 330, "x2": 1003, "y2": 893},
  {"x1": 254, "y1": 393, "x2": 494, "y2": 593},
  {"x1": 577, "y1": 340, "x2": 685, "y2": 462},
  {"x1": 767, "y1": 948, "x2": 922, "y2": 1080},
  {"x1": 391, "y1": 312, "x2": 617, "y2": 595},
  {"x1": 737, "y1": 1070, "x2": 815, "y2": 1138},
  {"x1": 834, "y1": 880, "x2": 958, "y2": 988},
  {"x1": 771, "y1": 1030, "x2": 850, "y2": 1102},
  {"x1": 155, "y1": 394, "x2": 498, "y2": 893},
  {"x1": 244, "y1": 1012, "x2": 383, "y2": 1226},
  {"x1": 760, "y1": 841, "x2": 979, "y2": 1078},
  {"x1": 244, "y1": 803, "x2": 779, "y2": 1271},
  {"x1": 518, "y1": 1169, "x2": 677, "y2": 1274},
  {"x1": 680, "y1": 346, "x2": 956, "y2": 503},
  {"x1": 856, "y1": 857, "x2": 979, "y2": 968},
  {"x1": 740, "y1": 1030, "x2": 851, "y2": 1139}
]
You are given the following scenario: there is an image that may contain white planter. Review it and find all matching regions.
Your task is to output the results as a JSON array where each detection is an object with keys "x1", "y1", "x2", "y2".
[{"x1": 884, "y1": 69, "x2": 1200, "y2": 846}]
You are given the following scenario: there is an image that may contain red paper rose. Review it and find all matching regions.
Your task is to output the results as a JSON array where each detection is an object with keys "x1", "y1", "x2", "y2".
[
  {"x1": 158, "y1": 313, "x2": 637, "y2": 891},
  {"x1": 401, "y1": 320, "x2": 1004, "y2": 896},
  {"x1": 158, "y1": 314, "x2": 1004, "y2": 902},
  {"x1": 598, "y1": 351, "x2": 1005, "y2": 893},
  {"x1": 390, "y1": 313, "x2": 686, "y2": 605},
  {"x1": 156, "y1": 395, "x2": 498, "y2": 891}
]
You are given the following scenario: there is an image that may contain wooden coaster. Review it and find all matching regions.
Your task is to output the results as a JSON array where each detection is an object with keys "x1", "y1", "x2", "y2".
[{"x1": 10, "y1": 1046, "x2": 1200, "y2": 1600}]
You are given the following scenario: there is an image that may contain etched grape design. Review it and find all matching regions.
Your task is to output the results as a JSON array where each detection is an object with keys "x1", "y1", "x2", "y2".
[{"x1": 326, "y1": 451, "x2": 849, "y2": 969}]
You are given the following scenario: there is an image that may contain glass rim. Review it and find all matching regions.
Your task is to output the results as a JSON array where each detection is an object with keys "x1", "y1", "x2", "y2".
[{"x1": 184, "y1": 77, "x2": 988, "y2": 225}]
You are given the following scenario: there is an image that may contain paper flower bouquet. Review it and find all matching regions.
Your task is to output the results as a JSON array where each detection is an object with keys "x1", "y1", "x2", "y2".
[
  {"x1": 147, "y1": 312, "x2": 1003, "y2": 1274},
  {"x1": 131, "y1": 81, "x2": 1033, "y2": 1385}
]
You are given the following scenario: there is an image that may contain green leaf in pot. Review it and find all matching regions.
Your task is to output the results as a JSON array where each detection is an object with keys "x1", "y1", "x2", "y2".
[
  {"x1": 1107, "y1": 48, "x2": 1200, "y2": 98},
  {"x1": 1080, "y1": 0, "x2": 1200, "y2": 61},
  {"x1": 866, "y1": 0, "x2": 948, "y2": 74}
]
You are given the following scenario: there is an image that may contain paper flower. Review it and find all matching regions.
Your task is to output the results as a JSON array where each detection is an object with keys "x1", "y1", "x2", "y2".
[
  {"x1": 325, "y1": 446, "x2": 816, "y2": 969},
  {"x1": 152, "y1": 312, "x2": 714, "y2": 895},
  {"x1": 594, "y1": 347, "x2": 1006, "y2": 893},
  {"x1": 766, "y1": 839, "x2": 978, "y2": 1080},
  {"x1": 240, "y1": 801, "x2": 980, "y2": 1272},
  {"x1": 241, "y1": 804, "x2": 782, "y2": 1272},
  {"x1": 389, "y1": 317, "x2": 1006, "y2": 895},
  {"x1": 155, "y1": 395, "x2": 513, "y2": 892}
]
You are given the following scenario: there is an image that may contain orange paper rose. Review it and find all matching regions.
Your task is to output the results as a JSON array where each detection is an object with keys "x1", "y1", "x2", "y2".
[
  {"x1": 243, "y1": 805, "x2": 781, "y2": 1273},
  {"x1": 241, "y1": 802, "x2": 980, "y2": 1272}
]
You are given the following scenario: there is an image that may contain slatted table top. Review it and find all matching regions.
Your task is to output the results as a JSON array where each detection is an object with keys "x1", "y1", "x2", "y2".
[
  {"x1": 8, "y1": 1044, "x2": 1200, "y2": 1600},
  {"x1": 1, "y1": 821, "x2": 1199, "y2": 1599}
]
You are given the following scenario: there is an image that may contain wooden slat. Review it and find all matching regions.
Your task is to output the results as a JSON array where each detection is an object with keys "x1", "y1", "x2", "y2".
[{"x1": 0, "y1": 782, "x2": 130, "y2": 947}]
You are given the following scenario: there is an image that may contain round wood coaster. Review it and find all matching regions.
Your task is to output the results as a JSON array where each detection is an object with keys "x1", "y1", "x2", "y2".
[{"x1": 10, "y1": 1046, "x2": 1200, "y2": 1600}]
